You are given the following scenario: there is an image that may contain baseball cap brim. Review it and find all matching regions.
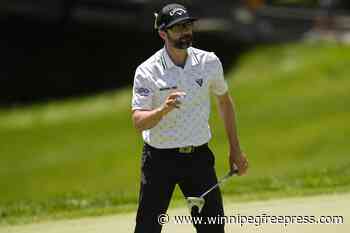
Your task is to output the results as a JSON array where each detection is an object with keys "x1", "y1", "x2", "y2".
[{"x1": 164, "y1": 16, "x2": 197, "y2": 29}]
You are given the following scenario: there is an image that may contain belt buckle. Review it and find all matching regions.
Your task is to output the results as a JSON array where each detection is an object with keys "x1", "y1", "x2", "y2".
[{"x1": 179, "y1": 146, "x2": 194, "y2": 154}]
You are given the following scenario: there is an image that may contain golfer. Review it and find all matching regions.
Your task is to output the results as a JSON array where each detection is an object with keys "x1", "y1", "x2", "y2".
[{"x1": 131, "y1": 3, "x2": 248, "y2": 233}]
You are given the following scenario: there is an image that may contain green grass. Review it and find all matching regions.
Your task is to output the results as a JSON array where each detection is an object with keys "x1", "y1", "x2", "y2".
[{"x1": 1, "y1": 42, "x2": 350, "y2": 225}]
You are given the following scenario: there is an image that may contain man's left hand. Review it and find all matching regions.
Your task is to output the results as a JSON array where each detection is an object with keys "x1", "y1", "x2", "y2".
[{"x1": 229, "y1": 150, "x2": 248, "y2": 176}]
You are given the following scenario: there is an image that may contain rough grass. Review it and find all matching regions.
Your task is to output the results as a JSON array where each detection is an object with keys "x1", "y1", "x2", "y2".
[{"x1": 0, "y1": 42, "x2": 349, "y2": 225}]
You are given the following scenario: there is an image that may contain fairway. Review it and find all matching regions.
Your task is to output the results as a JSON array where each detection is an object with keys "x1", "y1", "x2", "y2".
[{"x1": 1, "y1": 193, "x2": 348, "y2": 233}]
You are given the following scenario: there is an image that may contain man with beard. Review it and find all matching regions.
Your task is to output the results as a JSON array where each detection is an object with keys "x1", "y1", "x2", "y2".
[{"x1": 131, "y1": 3, "x2": 248, "y2": 233}]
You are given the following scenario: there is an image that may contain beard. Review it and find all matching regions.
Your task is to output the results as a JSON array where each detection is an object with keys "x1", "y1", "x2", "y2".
[{"x1": 168, "y1": 33, "x2": 193, "y2": 49}]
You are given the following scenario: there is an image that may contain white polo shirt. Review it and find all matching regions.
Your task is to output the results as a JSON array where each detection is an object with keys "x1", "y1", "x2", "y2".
[{"x1": 132, "y1": 46, "x2": 228, "y2": 149}]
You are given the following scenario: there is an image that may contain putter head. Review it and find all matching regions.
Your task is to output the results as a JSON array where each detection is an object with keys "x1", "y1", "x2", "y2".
[
  {"x1": 186, "y1": 197, "x2": 205, "y2": 214},
  {"x1": 185, "y1": 170, "x2": 238, "y2": 215}
]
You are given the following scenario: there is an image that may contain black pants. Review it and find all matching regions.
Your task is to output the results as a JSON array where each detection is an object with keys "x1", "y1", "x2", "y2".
[{"x1": 134, "y1": 143, "x2": 225, "y2": 233}]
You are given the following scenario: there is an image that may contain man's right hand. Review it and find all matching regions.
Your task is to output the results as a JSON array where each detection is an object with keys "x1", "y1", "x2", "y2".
[
  {"x1": 132, "y1": 91, "x2": 186, "y2": 132},
  {"x1": 159, "y1": 91, "x2": 186, "y2": 115}
]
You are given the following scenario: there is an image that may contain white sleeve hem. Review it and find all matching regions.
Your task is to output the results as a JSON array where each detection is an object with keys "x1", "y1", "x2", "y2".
[{"x1": 131, "y1": 106, "x2": 153, "y2": 111}]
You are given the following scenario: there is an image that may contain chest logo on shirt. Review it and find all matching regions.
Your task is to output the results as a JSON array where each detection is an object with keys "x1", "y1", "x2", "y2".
[{"x1": 195, "y1": 79, "x2": 203, "y2": 87}]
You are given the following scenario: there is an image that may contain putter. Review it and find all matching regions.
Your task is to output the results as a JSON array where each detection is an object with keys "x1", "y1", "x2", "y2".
[{"x1": 186, "y1": 169, "x2": 238, "y2": 214}]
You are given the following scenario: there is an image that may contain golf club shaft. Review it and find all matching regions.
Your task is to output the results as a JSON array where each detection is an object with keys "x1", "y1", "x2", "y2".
[{"x1": 200, "y1": 169, "x2": 238, "y2": 198}]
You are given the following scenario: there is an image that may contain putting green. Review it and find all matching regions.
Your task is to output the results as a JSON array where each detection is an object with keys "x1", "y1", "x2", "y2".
[{"x1": 1, "y1": 193, "x2": 349, "y2": 233}]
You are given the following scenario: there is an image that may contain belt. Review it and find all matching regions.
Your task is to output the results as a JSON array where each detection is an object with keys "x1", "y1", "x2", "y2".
[{"x1": 145, "y1": 143, "x2": 208, "y2": 154}]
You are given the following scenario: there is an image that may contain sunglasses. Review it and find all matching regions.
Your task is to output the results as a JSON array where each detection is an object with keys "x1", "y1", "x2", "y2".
[{"x1": 168, "y1": 21, "x2": 194, "y2": 33}]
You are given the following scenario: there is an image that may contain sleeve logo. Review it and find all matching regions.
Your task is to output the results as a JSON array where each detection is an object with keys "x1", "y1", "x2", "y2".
[{"x1": 135, "y1": 87, "x2": 151, "y2": 96}]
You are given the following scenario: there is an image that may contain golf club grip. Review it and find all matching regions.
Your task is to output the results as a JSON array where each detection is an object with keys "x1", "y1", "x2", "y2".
[
  {"x1": 228, "y1": 169, "x2": 239, "y2": 176},
  {"x1": 220, "y1": 169, "x2": 238, "y2": 183}
]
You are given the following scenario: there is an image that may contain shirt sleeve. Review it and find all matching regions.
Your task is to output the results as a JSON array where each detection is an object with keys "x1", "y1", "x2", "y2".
[
  {"x1": 131, "y1": 67, "x2": 154, "y2": 110},
  {"x1": 209, "y1": 55, "x2": 228, "y2": 96}
]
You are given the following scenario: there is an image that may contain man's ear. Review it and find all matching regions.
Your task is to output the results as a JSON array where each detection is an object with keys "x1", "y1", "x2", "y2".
[{"x1": 158, "y1": 30, "x2": 167, "y2": 40}]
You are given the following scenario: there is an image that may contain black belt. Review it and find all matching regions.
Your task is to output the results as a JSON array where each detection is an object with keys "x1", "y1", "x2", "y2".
[{"x1": 145, "y1": 143, "x2": 208, "y2": 154}]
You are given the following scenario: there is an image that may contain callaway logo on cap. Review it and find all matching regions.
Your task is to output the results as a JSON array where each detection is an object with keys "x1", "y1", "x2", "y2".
[
  {"x1": 169, "y1": 8, "x2": 187, "y2": 16},
  {"x1": 154, "y1": 3, "x2": 197, "y2": 30}
]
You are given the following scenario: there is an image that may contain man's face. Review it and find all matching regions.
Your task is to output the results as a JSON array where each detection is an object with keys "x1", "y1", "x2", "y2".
[{"x1": 165, "y1": 21, "x2": 194, "y2": 49}]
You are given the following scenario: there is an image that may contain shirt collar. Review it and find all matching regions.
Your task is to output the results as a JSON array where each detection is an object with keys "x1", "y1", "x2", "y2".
[{"x1": 162, "y1": 47, "x2": 199, "y2": 70}]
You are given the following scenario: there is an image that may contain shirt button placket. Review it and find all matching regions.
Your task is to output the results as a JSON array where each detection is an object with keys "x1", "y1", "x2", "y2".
[
  {"x1": 175, "y1": 67, "x2": 184, "y2": 132},
  {"x1": 173, "y1": 68, "x2": 181, "y2": 128}
]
